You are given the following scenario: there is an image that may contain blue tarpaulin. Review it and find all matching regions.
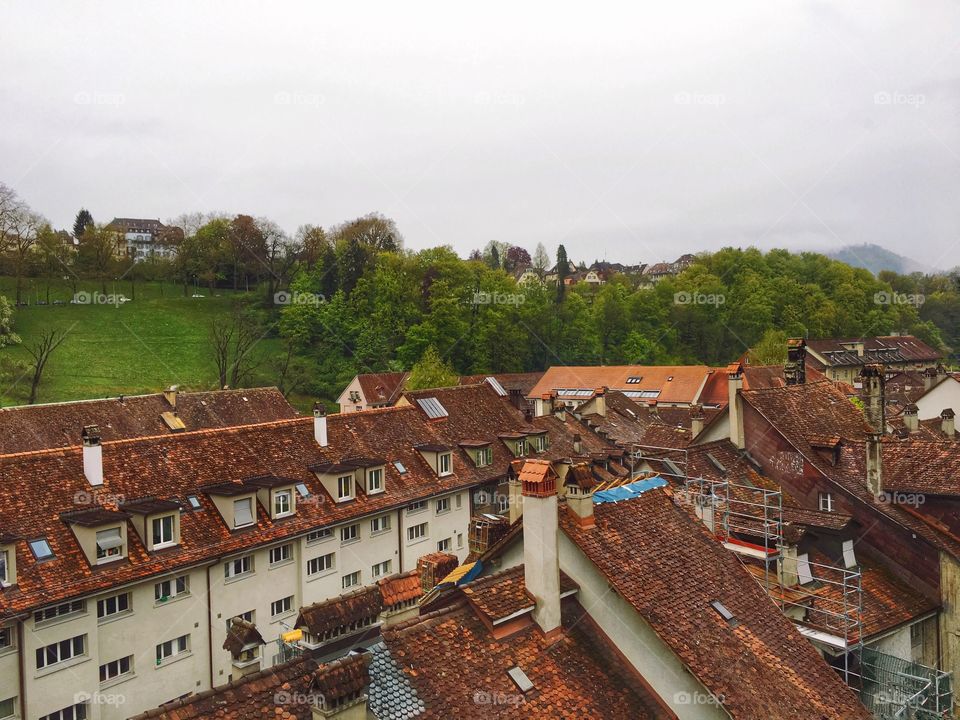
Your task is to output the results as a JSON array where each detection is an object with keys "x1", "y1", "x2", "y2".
[{"x1": 593, "y1": 475, "x2": 668, "y2": 504}]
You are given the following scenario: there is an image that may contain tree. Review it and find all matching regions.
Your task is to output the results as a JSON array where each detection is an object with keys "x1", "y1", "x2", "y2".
[
  {"x1": 329, "y1": 213, "x2": 403, "y2": 252},
  {"x1": 748, "y1": 329, "x2": 789, "y2": 365},
  {"x1": 556, "y1": 244, "x2": 569, "y2": 301},
  {"x1": 73, "y1": 209, "x2": 93, "y2": 240},
  {"x1": 25, "y1": 328, "x2": 67, "y2": 404},
  {"x1": 8, "y1": 206, "x2": 43, "y2": 303},
  {"x1": 0, "y1": 296, "x2": 20, "y2": 348},
  {"x1": 532, "y1": 242, "x2": 550, "y2": 276},
  {"x1": 76, "y1": 224, "x2": 118, "y2": 294},
  {"x1": 209, "y1": 309, "x2": 267, "y2": 389},
  {"x1": 36, "y1": 227, "x2": 74, "y2": 302},
  {"x1": 259, "y1": 218, "x2": 300, "y2": 303},
  {"x1": 504, "y1": 246, "x2": 531, "y2": 273},
  {"x1": 406, "y1": 346, "x2": 458, "y2": 390}
]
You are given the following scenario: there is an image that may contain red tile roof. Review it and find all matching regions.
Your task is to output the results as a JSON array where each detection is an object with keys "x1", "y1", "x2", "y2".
[
  {"x1": 0, "y1": 387, "x2": 297, "y2": 453},
  {"x1": 528, "y1": 365, "x2": 714, "y2": 405},
  {"x1": 356, "y1": 372, "x2": 409, "y2": 405},
  {"x1": 377, "y1": 570, "x2": 423, "y2": 607},
  {"x1": 295, "y1": 586, "x2": 383, "y2": 636},
  {"x1": 461, "y1": 565, "x2": 578, "y2": 624},
  {"x1": 560, "y1": 487, "x2": 871, "y2": 720}
]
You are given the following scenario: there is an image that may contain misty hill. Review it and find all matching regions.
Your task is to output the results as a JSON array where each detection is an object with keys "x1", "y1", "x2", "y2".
[{"x1": 827, "y1": 243, "x2": 935, "y2": 276}]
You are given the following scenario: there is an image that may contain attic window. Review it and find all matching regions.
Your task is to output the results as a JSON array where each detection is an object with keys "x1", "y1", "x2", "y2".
[
  {"x1": 625, "y1": 376, "x2": 642, "y2": 384},
  {"x1": 394, "y1": 461, "x2": 407, "y2": 474},
  {"x1": 30, "y1": 538, "x2": 54, "y2": 561},
  {"x1": 710, "y1": 600, "x2": 737, "y2": 626},
  {"x1": 507, "y1": 666, "x2": 534, "y2": 693},
  {"x1": 416, "y1": 397, "x2": 448, "y2": 419},
  {"x1": 295, "y1": 483, "x2": 311, "y2": 498},
  {"x1": 186, "y1": 495, "x2": 202, "y2": 510}
]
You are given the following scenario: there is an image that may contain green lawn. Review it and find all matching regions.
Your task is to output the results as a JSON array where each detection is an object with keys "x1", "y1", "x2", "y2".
[{"x1": 0, "y1": 277, "x2": 286, "y2": 406}]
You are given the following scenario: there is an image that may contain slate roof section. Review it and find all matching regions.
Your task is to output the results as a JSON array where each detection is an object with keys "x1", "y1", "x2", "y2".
[
  {"x1": 560, "y1": 487, "x2": 871, "y2": 720},
  {"x1": 0, "y1": 386, "x2": 297, "y2": 453},
  {"x1": 369, "y1": 641, "x2": 426, "y2": 719},
  {"x1": 805, "y1": 336, "x2": 942, "y2": 369},
  {"x1": 382, "y1": 599, "x2": 669, "y2": 719}
]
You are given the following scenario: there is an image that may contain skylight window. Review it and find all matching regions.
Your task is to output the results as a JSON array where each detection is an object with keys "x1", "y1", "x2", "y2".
[
  {"x1": 295, "y1": 483, "x2": 311, "y2": 497},
  {"x1": 416, "y1": 397, "x2": 448, "y2": 419},
  {"x1": 625, "y1": 376, "x2": 642, "y2": 384},
  {"x1": 186, "y1": 495, "x2": 202, "y2": 510},
  {"x1": 706, "y1": 453, "x2": 727, "y2": 474},
  {"x1": 710, "y1": 600, "x2": 737, "y2": 626},
  {"x1": 394, "y1": 461, "x2": 407, "y2": 474},
  {"x1": 30, "y1": 538, "x2": 54, "y2": 560},
  {"x1": 507, "y1": 666, "x2": 534, "y2": 693}
]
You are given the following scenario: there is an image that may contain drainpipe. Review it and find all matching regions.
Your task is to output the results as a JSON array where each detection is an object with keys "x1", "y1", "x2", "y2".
[
  {"x1": 17, "y1": 619, "x2": 25, "y2": 720},
  {"x1": 206, "y1": 563, "x2": 214, "y2": 690},
  {"x1": 396, "y1": 509, "x2": 404, "y2": 572}
]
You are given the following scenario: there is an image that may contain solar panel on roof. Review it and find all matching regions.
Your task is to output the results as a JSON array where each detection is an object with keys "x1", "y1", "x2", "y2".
[{"x1": 416, "y1": 397, "x2": 448, "y2": 419}]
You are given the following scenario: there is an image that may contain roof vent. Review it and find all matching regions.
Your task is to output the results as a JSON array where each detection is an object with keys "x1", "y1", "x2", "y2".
[
  {"x1": 710, "y1": 600, "x2": 738, "y2": 627},
  {"x1": 507, "y1": 666, "x2": 534, "y2": 693}
]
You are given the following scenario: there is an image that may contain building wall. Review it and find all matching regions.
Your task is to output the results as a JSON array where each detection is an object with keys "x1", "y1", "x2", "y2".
[
  {"x1": 557, "y1": 532, "x2": 727, "y2": 719},
  {"x1": 915, "y1": 380, "x2": 960, "y2": 421},
  {"x1": 337, "y1": 377, "x2": 367, "y2": 413},
  {"x1": 938, "y1": 552, "x2": 960, "y2": 680}
]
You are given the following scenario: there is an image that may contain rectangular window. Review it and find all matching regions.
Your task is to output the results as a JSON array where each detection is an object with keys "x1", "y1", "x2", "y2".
[
  {"x1": 156, "y1": 634, "x2": 189, "y2": 664},
  {"x1": 34, "y1": 600, "x2": 85, "y2": 625},
  {"x1": 437, "y1": 538, "x2": 451, "y2": 552},
  {"x1": 39, "y1": 704, "x2": 87, "y2": 720},
  {"x1": 95, "y1": 527, "x2": 123, "y2": 562},
  {"x1": 271, "y1": 596, "x2": 293, "y2": 617},
  {"x1": 367, "y1": 468, "x2": 383, "y2": 493},
  {"x1": 534, "y1": 434, "x2": 548, "y2": 452},
  {"x1": 269, "y1": 544, "x2": 292, "y2": 565},
  {"x1": 233, "y1": 498, "x2": 255, "y2": 527},
  {"x1": 340, "y1": 524, "x2": 359, "y2": 544},
  {"x1": 370, "y1": 515, "x2": 390, "y2": 534},
  {"x1": 0, "y1": 549, "x2": 7, "y2": 585},
  {"x1": 29, "y1": 538, "x2": 54, "y2": 560},
  {"x1": 154, "y1": 575, "x2": 189, "y2": 601},
  {"x1": 226, "y1": 610, "x2": 254, "y2": 632},
  {"x1": 342, "y1": 571, "x2": 361, "y2": 589},
  {"x1": 274, "y1": 490, "x2": 293, "y2": 517},
  {"x1": 307, "y1": 553, "x2": 335, "y2": 576},
  {"x1": 99, "y1": 655, "x2": 133, "y2": 683},
  {"x1": 457, "y1": 532, "x2": 464, "y2": 549},
  {"x1": 455, "y1": 493, "x2": 462, "y2": 509},
  {"x1": 818, "y1": 492, "x2": 834, "y2": 512},
  {"x1": 0, "y1": 698, "x2": 14, "y2": 719},
  {"x1": 436, "y1": 497, "x2": 451, "y2": 514},
  {"x1": 372, "y1": 560, "x2": 392, "y2": 578},
  {"x1": 36, "y1": 635, "x2": 85, "y2": 670},
  {"x1": 337, "y1": 475, "x2": 353, "y2": 501},
  {"x1": 0, "y1": 627, "x2": 12, "y2": 650},
  {"x1": 152, "y1": 515, "x2": 176, "y2": 548},
  {"x1": 407, "y1": 522, "x2": 428, "y2": 542},
  {"x1": 474, "y1": 447, "x2": 492, "y2": 467},
  {"x1": 225, "y1": 556, "x2": 253, "y2": 579},
  {"x1": 306, "y1": 528, "x2": 333, "y2": 543},
  {"x1": 407, "y1": 500, "x2": 426, "y2": 513},
  {"x1": 438, "y1": 453, "x2": 452, "y2": 475},
  {"x1": 97, "y1": 593, "x2": 130, "y2": 620}
]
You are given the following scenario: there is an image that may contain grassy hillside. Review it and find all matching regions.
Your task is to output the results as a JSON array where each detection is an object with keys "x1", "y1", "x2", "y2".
[{"x1": 0, "y1": 277, "x2": 285, "y2": 406}]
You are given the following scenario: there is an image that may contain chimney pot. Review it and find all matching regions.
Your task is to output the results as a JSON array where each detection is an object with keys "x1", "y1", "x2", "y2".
[
  {"x1": 941, "y1": 408, "x2": 956, "y2": 439},
  {"x1": 903, "y1": 404, "x2": 919, "y2": 433}
]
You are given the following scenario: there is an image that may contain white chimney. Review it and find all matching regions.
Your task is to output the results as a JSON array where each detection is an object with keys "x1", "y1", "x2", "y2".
[
  {"x1": 593, "y1": 388, "x2": 607, "y2": 417},
  {"x1": 82, "y1": 425, "x2": 103, "y2": 486},
  {"x1": 728, "y1": 366, "x2": 745, "y2": 449},
  {"x1": 866, "y1": 433, "x2": 883, "y2": 497},
  {"x1": 521, "y1": 462, "x2": 561, "y2": 641},
  {"x1": 941, "y1": 408, "x2": 955, "y2": 439},
  {"x1": 313, "y1": 403, "x2": 328, "y2": 447},
  {"x1": 903, "y1": 405, "x2": 919, "y2": 433}
]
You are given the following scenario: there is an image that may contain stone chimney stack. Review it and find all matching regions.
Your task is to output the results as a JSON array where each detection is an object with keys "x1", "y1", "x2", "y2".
[
  {"x1": 81, "y1": 425, "x2": 104, "y2": 487},
  {"x1": 572, "y1": 434, "x2": 583, "y2": 455},
  {"x1": 941, "y1": 408, "x2": 956, "y2": 439},
  {"x1": 520, "y1": 460, "x2": 561, "y2": 641},
  {"x1": 534, "y1": 393, "x2": 552, "y2": 418},
  {"x1": 563, "y1": 464, "x2": 596, "y2": 529},
  {"x1": 690, "y1": 405, "x2": 705, "y2": 438},
  {"x1": 860, "y1": 364, "x2": 886, "y2": 434},
  {"x1": 727, "y1": 364, "x2": 745, "y2": 449},
  {"x1": 903, "y1": 404, "x2": 919, "y2": 433},
  {"x1": 593, "y1": 388, "x2": 607, "y2": 417},
  {"x1": 784, "y1": 338, "x2": 807, "y2": 385},
  {"x1": 163, "y1": 384, "x2": 179, "y2": 408},
  {"x1": 866, "y1": 433, "x2": 883, "y2": 497},
  {"x1": 924, "y1": 367, "x2": 939, "y2": 391},
  {"x1": 313, "y1": 402, "x2": 328, "y2": 447}
]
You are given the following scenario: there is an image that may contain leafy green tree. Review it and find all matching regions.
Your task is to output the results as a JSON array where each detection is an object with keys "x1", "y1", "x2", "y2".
[
  {"x1": 556, "y1": 244, "x2": 569, "y2": 302},
  {"x1": 406, "y1": 346, "x2": 458, "y2": 390}
]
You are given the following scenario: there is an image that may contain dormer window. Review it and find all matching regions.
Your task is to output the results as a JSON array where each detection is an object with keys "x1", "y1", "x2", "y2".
[
  {"x1": 531, "y1": 433, "x2": 549, "y2": 452},
  {"x1": 516, "y1": 439, "x2": 527, "y2": 457},
  {"x1": 274, "y1": 490, "x2": 293, "y2": 518},
  {"x1": 0, "y1": 548, "x2": 8, "y2": 586},
  {"x1": 439, "y1": 452, "x2": 452, "y2": 476},
  {"x1": 0, "y1": 540, "x2": 15, "y2": 587},
  {"x1": 367, "y1": 468, "x2": 383, "y2": 494},
  {"x1": 120, "y1": 498, "x2": 182, "y2": 551},
  {"x1": 234, "y1": 498, "x2": 255, "y2": 528},
  {"x1": 337, "y1": 475, "x2": 354, "y2": 501},
  {"x1": 95, "y1": 527, "x2": 124, "y2": 563},
  {"x1": 475, "y1": 447, "x2": 492, "y2": 467},
  {"x1": 151, "y1": 515, "x2": 176, "y2": 549}
]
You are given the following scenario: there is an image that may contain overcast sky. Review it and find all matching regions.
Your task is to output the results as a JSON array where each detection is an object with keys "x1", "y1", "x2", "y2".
[{"x1": 1, "y1": 2, "x2": 958, "y2": 268}]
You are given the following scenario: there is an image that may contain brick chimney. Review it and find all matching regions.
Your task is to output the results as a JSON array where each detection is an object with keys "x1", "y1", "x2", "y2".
[
  {"x1": 727, "y1": 364, "x2": 745, "y2": 449},
  {"x1": 941, "y1": 408, "x2": 955, "y2": 439},
  {"x1": 860, "y1": 364, "x2": 886, "y2": 434},
  {"x1": 866, "y1": 432, "x2": 883, "y2": 497},
  {"x1": 313, "y1": 402, "x2": 328, "y2": 447},
  {"x1": 690, "y1": 405, "x2": 705, "y2": 438},
  {"x1": 520, "y1": 460, "x2": 561, "y2": 641},
  {"x1": 81, "y1": 425, "x2": 103, "y2": 486},
  {"x1": 784, "y1": 338, "x2": 806, "y2": 385},
  {"x1": 903, "y1": 404, "x2": 919, "y2": 433}
]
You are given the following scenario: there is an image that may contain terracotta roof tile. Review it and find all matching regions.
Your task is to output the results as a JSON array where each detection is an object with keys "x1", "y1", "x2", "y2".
[
  {"x1": 528, "y1": 365, "x2": 714, "y2": 405},
  {"x1": 295, "y1": 586, "x2": 383, "y2": 636},
  {"x1": 378, "y1": 570, "x2": 423, "y2": 607}
]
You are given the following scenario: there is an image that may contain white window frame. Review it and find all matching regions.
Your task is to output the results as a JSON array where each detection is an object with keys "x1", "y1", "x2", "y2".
[
  {"x1": 340, "y1": 524, "x2": 359, "y2": 544},
  {"x1": 307, "y1": 552, "x2": 335, "y2": 576},
  {"x1": 306, "y1": 528, "x2": 333, "y2": 544},
  {"x1": 95, "y1": 527, "x2": 124, "y2": 563},
  {"x1": 224, "y1": 556, "x2": 253, "y2": 580},
  {"x1": 34, "y1": 600, "x2": 85, "y2": 625},
  {"x1": 99, "y1": 654, "x2": 133, "y2": 684},
  {"x1": 97, "y1": 593, "x2": 131, "y2": 621},
  {"x1": 151, "y1": 514, "x2": 176, "y2": 549},
  {"x1": 516, "y1": 439, "x2": 527, "y2": 457},
  {"x1": 271, "y1": 596, "x2": 293, "y2": 617},
  {"x1": 273, "y1": 490, "x2": 293, "y2": 518},
  {"x1": 367, "y1": 467, "x2": 384, "y2": 494},
  {"x1": 36, "y1": 635, "x2": 85, "y2": 670},
  {"x1": 436, "y1": 497, "x2": 451, "y2": 515},
  {"x1": 156, "y1": 634, "x2": 189, "y2": 665},
  {"x1": 233, "y1": 497, "x2": 255, "y2": 528},
  {"x1": 337, "y1": 475, "x2": 354, "y2": 502},
  {"x1": 437, "y1": 537, "x2": 451, "y2": 552},
  {"x1": 372, "y1": 560, "x2": 392, "y2": 578},
  {"x1": 370, "y1": 515, "x2": 390, "y2": 534},
  {"x1": 818, "y1": 492, "x2": 834, "y2": 512},
  {"x1": 438, "y1": 452, "x2": 452, "y2": 476},
  {"x1": 0, "y1": 697, "x2": 15, "y2": 719},
  {"x1": 269, "y1": 544, "x2": 292, "y2": 566},
  {"x1": 0, "y1": 549, "x2": 8, "y2": 585},
  {"x1": 407, "y1": 522, "x2": 428, "y2": 543},
  {"x1": 39, "y1": 704, "x2": 88, "y2": 720},
  {"x1": 342, "y1": 571, "x2": 361, "y2": 589},
  {"x1": 154, "y1": 575, "x2": 189, "y2": 602},
  {"x1": 475, "y1": 447, "x2": 492, "y2": 467}
]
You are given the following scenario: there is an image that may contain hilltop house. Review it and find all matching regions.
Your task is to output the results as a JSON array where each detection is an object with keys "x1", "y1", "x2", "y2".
[{"x1": 104, "y1": 217, "x2": 184, "y2": 261}]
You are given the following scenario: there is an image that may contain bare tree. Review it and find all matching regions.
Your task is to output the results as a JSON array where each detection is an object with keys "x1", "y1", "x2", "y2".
[
  {"x1": 25, "y1": 328, "x2": 67, "y2": 404},
  {"x1": 10, "y1": 209, "x2": 44, "y2": 304},
  {"x1": 210, "y1": 318, "x2": 234, "y2": 389},
  {"x1": 209, "y1": 311, "x2": 267, "y2": 389}
]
